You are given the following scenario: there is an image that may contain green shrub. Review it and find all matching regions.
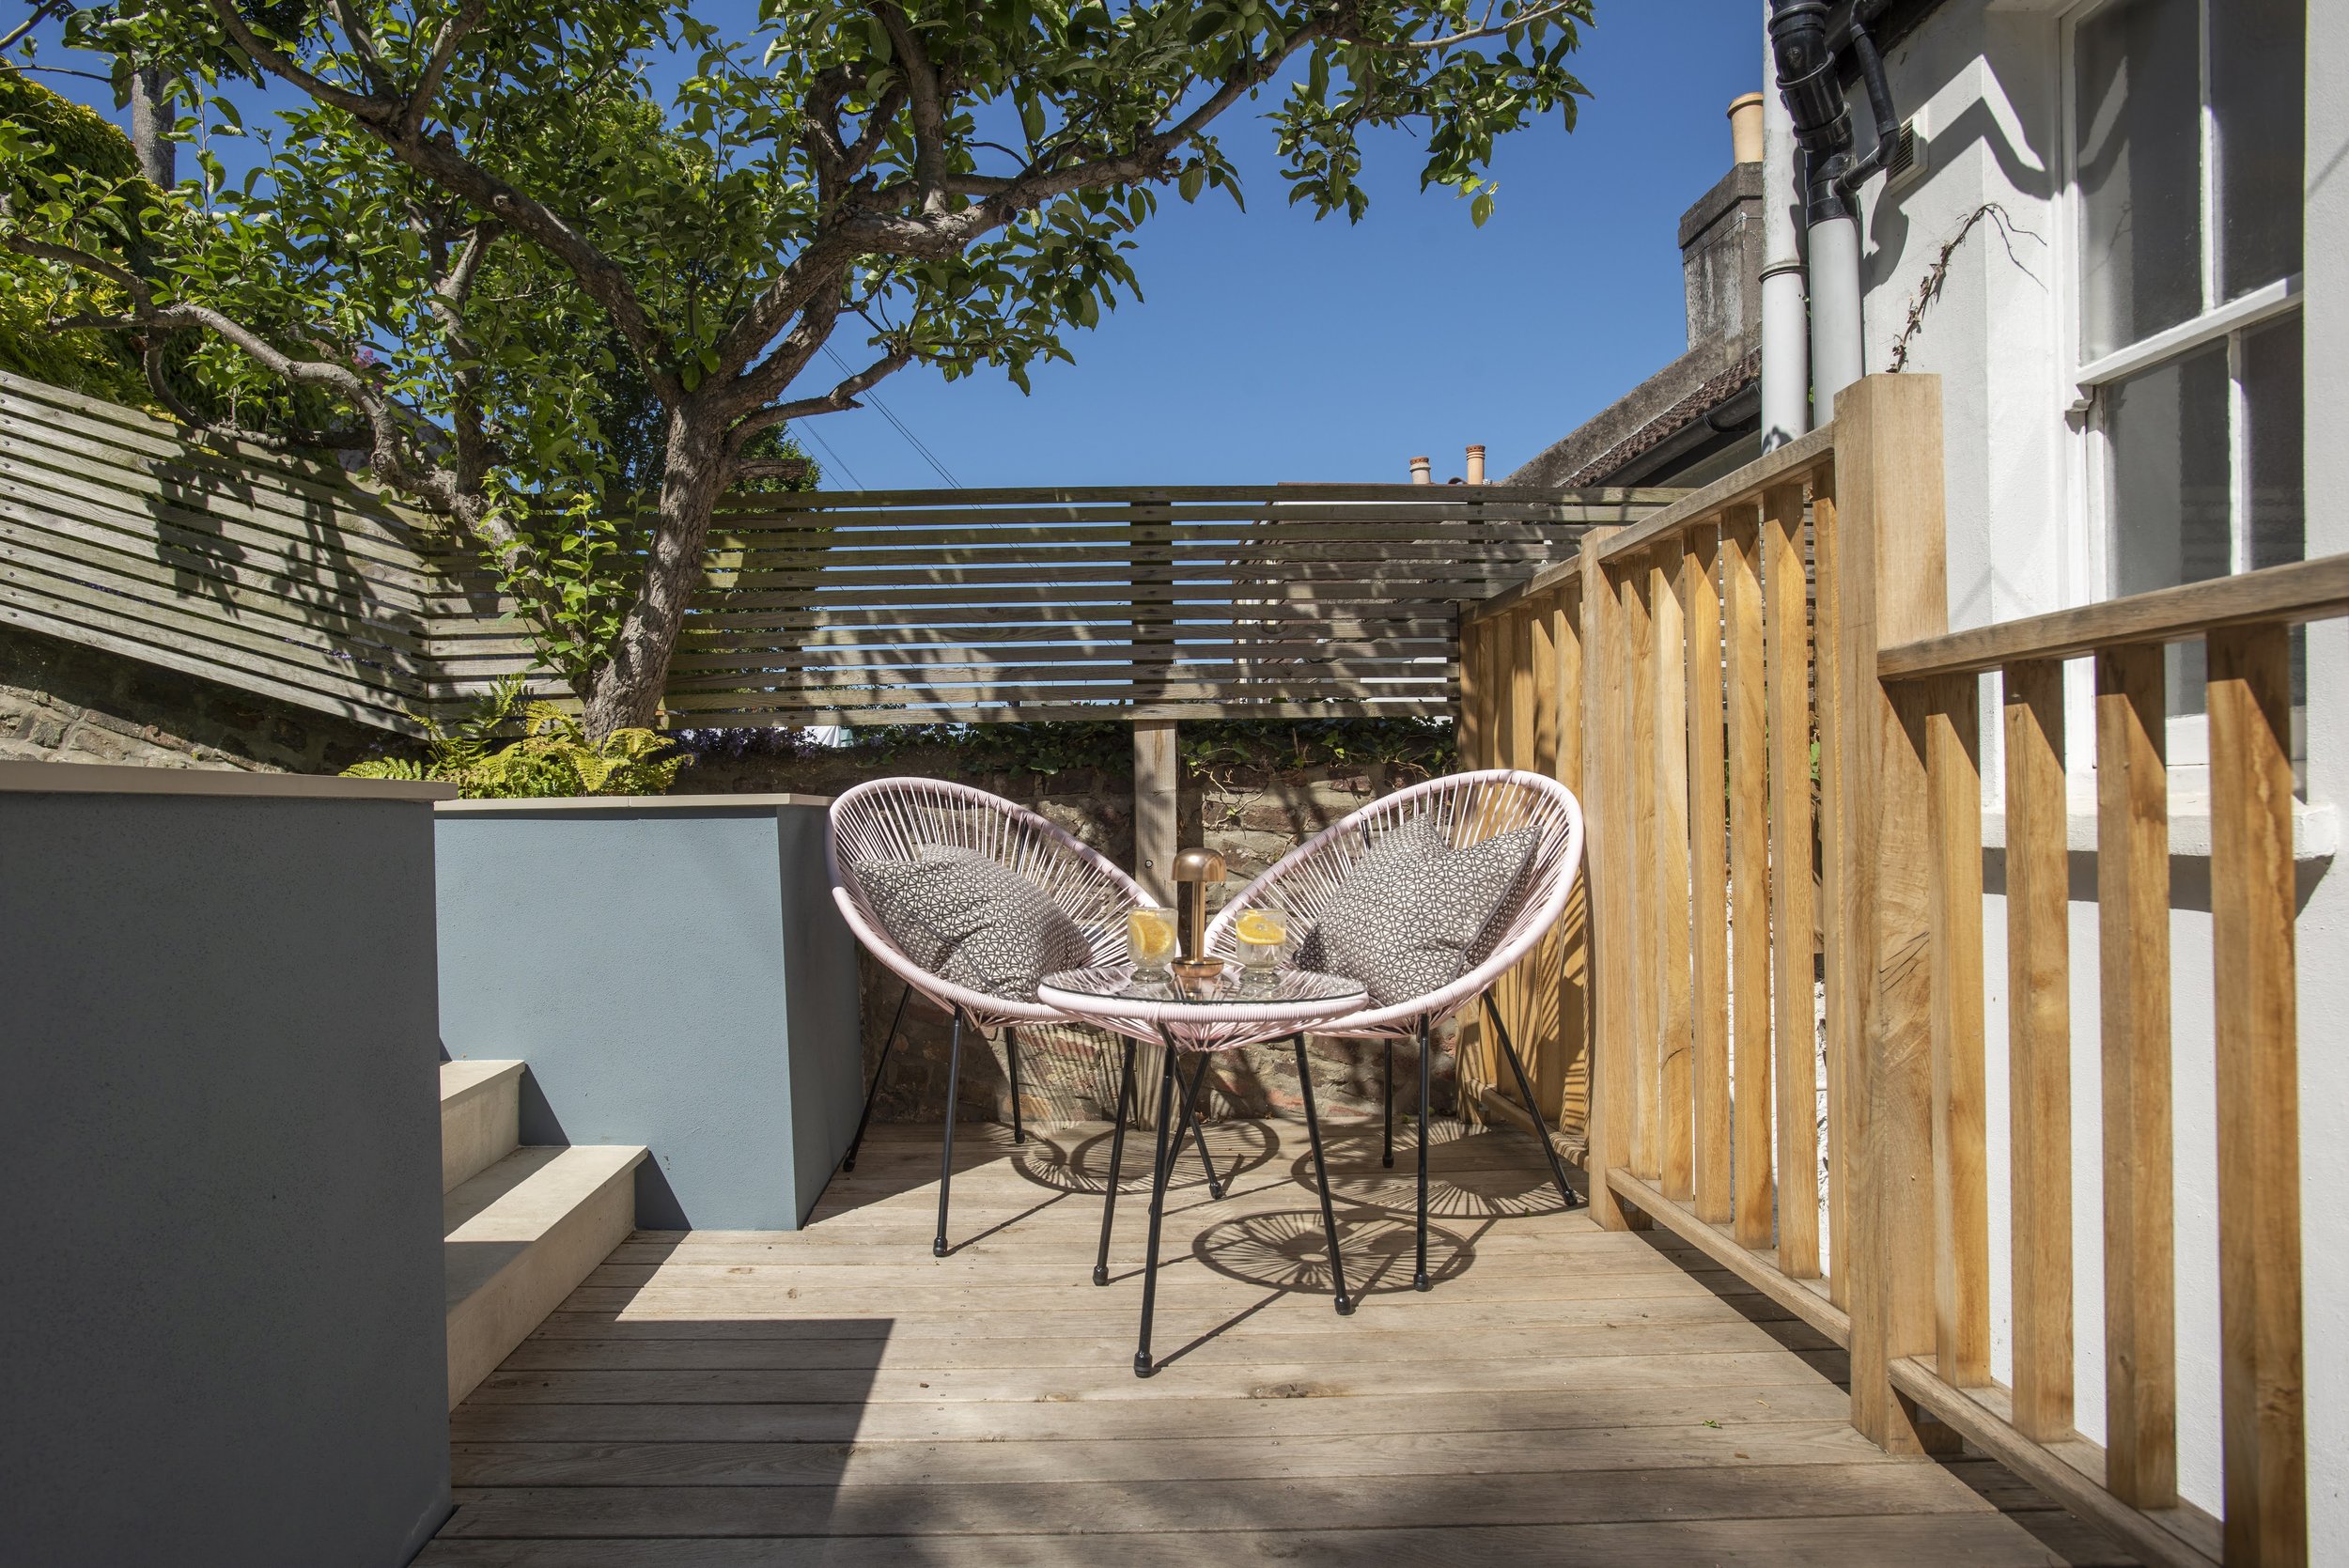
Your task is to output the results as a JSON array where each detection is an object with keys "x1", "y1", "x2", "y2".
[{"x1": 345, "y1": 676, "x2": 688, "y2": 799}]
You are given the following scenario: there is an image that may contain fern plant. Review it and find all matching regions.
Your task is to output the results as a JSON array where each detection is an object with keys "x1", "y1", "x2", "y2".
[{"x1": 344, "y1": 676, "x2": 688, "y2": 800}]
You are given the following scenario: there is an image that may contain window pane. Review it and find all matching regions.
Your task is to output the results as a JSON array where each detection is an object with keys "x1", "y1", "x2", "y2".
[
  {"x1": 2108, "y1": 342, "x2": 2229, "y2": 714},
  {"x1": 2212, "y1": 0, "x2": 2305, "y2": 300},
  {"x1": 2243, "y1": 313, "x2": 2308, "y2": 727},
  {"x1": 2076, "y1": 0, "x2": 2202, "y2": 360},
  {"x1": 2242, "y1": 316, "x2": 2303, "y2": 569}
]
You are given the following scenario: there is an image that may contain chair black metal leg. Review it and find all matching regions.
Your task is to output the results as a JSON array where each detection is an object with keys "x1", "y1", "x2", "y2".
[
  {"x1": 1006, "y1": 1024, "x2": 1025, "y2": 1145},
  {"x1": 1482, "y1": 992, "x2": 1583, "y2": 1211},
  {"x1": 1293, "y1": 1032, "x2": 1353, "y2": 1316},
  {"x1": 842, "y1": 983, "x2": 911, "y2": 1173},
  {"x1": 1381, "y1": 1040, "x2": 1395, "y2": 1169},
  {"x1": 1095, "y1": 1036, "x2": 1137, "y2": 1286},
  {"x1": 1160, "y1": 1053, "x2": 1222, "y2": 1199},
  {"x1": 1415, "y1": 1014, "x2": 1432, "y2": 1291},
  {"x1": 1134, "y1": 1033, "x2": 1182, "y2": 1377},
  {"x1": 934, "y1": 1006, "x2": 967, "y2": 1258}
]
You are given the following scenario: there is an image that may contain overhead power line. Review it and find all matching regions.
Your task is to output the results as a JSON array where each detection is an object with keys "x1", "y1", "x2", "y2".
[{"x1": 824, "y1": 345, "x2": 962, "y2": 489}]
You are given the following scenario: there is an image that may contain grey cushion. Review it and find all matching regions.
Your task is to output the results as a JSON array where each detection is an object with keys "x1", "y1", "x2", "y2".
[
  {"x1": 1293, "y1": 818, "x2": 1540, "y2": 1010},
  {"x1": 856, "y1": 849, "x2": 1091, "y2": 1003}
]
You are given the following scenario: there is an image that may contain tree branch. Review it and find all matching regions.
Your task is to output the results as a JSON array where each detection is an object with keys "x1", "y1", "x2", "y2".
[
  {"x1": 730, "y1": 347, "x2": 913, "y2": 439},
  {"x1": 204, "y1": 0, "x2": 396, "y2": 124},
  {"x1": 872, "y1": 1, "x2": 948, "y2": 209},
  {"x1": 1360, "y1": 0, "x2": 1585, "y2": 51},
  {"x1": 200, "y1": 0, "x2": 682, "y2": 404},
  {"x1": 403, "y1": 0, "x2": 489, "y2": 138}
]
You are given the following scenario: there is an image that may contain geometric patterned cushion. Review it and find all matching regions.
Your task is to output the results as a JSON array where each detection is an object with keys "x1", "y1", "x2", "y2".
[
  {"x1": 855, "y1": 848, "x2": 1092, "y2": 1003},
  {"x1": 1292, "y1": 817, "x2": 1540, "y2": 1010}
]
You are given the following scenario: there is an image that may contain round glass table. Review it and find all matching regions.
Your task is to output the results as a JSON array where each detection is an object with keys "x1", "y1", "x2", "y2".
[{"x1": 1038, "y1": 961, "x2": 1371, "y2": 1376}]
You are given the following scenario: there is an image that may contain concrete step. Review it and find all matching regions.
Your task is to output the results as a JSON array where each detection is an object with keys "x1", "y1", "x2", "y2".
[
  {"x1": 439, "y1": 1059, "x2": 524, "y2": 1193},
  {"x1": 443, "y1": 1142, "x2": 645, "y2": 1408}
]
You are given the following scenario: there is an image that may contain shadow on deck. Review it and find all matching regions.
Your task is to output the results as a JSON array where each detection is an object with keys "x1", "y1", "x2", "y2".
[{"x1": 422, "y1": 1119, "x2": 2139, "y2": 1566}]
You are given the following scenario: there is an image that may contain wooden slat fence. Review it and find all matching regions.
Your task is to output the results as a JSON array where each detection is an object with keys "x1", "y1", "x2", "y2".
[
  {"x1": 623, "y1": 484, "x2": 1669, "y2": 726},
  {"x1": 0, "y1": 372, "x2": 454, "y2": 733},
  {"x1": 1461, "y1": 371, "x2": 2325, "y2": 1566},
  {"x1": 4, "y1": 373, "x2": 1680, "y2": 729}
]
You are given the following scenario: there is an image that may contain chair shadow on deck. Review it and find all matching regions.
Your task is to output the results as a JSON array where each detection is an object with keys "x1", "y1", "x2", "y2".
[{"x1": 1292, "y1": 1120, "x2": 1584, "y2": 1221}]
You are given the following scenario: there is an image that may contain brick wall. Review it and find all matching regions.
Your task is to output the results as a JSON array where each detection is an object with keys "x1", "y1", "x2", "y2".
[{"x1": 0, "y1": 624, "x2": 392, "y2": 773}]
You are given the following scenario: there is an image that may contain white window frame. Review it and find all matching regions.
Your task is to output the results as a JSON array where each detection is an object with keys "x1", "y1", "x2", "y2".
[{"x1": 2058, "y1": 0, "x2": 2306, "y2": 774}]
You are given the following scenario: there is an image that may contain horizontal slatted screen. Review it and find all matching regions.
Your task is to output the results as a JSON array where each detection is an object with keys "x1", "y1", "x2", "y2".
[
  {"x1": 0, "y1": 372, "x2": 451, "y2": 732},
  {"x1": 4, "y1": 374, "x2": 1684, "y2": 729},
  {"x1": 648, "y1": 487, "x2": 1678, "y2": 725}
]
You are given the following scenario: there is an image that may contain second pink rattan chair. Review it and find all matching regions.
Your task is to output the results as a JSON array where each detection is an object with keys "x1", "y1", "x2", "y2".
[
  {"x1": 1205, "y1": 768, "x2": 1586, "y2": 1294},
  {"x1": 828, "y1": 777, "x2": 1222, "y2": 1255}
]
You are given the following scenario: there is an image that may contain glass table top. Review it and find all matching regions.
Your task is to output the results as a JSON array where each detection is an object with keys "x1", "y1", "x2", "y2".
[{"x1": 1039, "y1": 962, "x2": 1366, "y2": 1008}]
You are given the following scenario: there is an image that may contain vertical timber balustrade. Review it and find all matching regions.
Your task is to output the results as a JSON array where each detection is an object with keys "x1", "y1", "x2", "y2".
[
  {"x1": 2003, "y1": 657, "x2": 2074, "y2": 1441},
  {"x1": 1867, "y1": 531, "x2": 2347, "y2": 1566},
  {"x1": 1463, "y1": 416, "x2": 1845, "y2": 1289},
  {"x1": 1924, "y1": 670, "x2": 1988, "y2": 1390},
  {"x1": 1763, "y1": 480, "x2": 1821, "y2": 1280},
  {"x1": 1722, "y1": 503, "x2": 1775, "y2": 1252},
  {"x1": 1812, "y1": 467, "x2": 1854, "y2": 1315},
  {"x1": 1579, "y1": 526, "x2": 1640, "y2": 1231},
  {"x1": 1548, "y1": 581, "x2": 1591, "y2": 1135},
  {"x1": 1684, "y1": 522, "x2": 1732, "y2": 1225},
  {"x1": 1651, "y1": 548, "x2": 1696, "y2": 1201},
  {"x1": 1464, "y1": 368, "x2": 2335, "y2": 1562},
  {"x1": 2096, "y1": 644, "x2": 2176, "y2": 1509},
  {"x1": 2207, "y1": 626, "x2": 2302, "y2": 1568}
]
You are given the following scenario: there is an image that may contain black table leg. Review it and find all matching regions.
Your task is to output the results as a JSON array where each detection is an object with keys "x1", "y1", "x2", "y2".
[
  {"x1": 842, "y1": 983, "x2": 910, "y2": 1174},
  {"x1": 1415, "y1": 1014, "x2": 1432, "y2": 1291},
  {"x1": 1095, "y1": 1036, "x2": 1137, "y2": 1286},
  {"x1": 934, "y1": 1006, "x2": 966, "y2": 1258},
  {"x1": 1007, "y1": 1024, "x2": 1025, "y2": 1145},
  {"x1": 1292, "y1": 1032, "x2": 1353, "y2": 1315},
  {"x1": 1161, "y1": 1053, "x2": 1222, "y2": 1199},
  {"x1": 1382, "y1": 1039, "x2": 1395, "y2": 1169},
  {"x1": 1133, "y1": 1034, "x2": 1182, "y2": 1377},
  {"x1": 1482, "y1": 992, "x2": 1583, "y2": 1211}
]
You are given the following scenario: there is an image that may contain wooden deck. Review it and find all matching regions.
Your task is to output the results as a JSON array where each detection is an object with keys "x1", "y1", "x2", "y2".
[{"x1": 421, "y1": 1119, "x2": 2137, "y2": 1565}]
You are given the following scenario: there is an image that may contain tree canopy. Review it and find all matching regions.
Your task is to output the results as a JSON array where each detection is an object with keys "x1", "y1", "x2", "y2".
[{"x1": 1, "y1": 0, "x2": 1592, "y2": 735}]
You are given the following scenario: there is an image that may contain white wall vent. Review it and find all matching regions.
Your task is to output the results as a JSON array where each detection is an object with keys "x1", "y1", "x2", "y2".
[{"x1": 1882, "y1": 112, "x2": 1928, "y2": 193}]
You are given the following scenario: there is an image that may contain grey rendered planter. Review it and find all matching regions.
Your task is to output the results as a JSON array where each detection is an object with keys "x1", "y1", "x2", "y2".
[{"x1": 434, "y1": 792, "x2": 861, "y2": 1230}]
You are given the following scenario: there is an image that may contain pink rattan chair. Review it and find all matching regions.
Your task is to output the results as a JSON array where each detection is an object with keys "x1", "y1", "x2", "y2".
[
  {"x1": 1204, "y1": 768, "x2": 1586, "y2": 1290},
  {"x1": 827, "y1": 777, "x2": 1222, "y2": 1255}
]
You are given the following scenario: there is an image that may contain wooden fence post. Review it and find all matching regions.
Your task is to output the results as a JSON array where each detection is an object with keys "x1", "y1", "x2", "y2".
[
  {"x1": 1825, "y1": 373, "x2": 1950, "y2": 1453},
  {"x1": 1134, "y1": 721, "x2": 1177, "y2": 905}
]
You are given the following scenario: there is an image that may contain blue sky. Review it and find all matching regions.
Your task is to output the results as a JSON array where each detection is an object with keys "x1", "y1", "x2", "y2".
[{"x1": 21, "y1": 3, "x2": 1763, "y2": 489}]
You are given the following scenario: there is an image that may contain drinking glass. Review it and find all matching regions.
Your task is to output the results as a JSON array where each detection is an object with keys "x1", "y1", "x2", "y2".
[
  {"x1": 1127, "y1": 907, "x2": 1177, "y2": 981},
  {"x1": 1233, "y1": 906, "x2": 1289, "y2": 992}
]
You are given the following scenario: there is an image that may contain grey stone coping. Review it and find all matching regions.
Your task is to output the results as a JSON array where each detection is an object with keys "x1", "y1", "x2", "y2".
[
  {"x1": 433, "y1": 790, "x2": 832, "y2": 814},
  {"x1": 0, "y1": 758, "x2": 456, "y2": 800}
]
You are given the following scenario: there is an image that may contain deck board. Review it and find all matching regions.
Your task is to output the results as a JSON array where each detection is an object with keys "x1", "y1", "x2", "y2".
[{"x1": 422, "y1": 1120, "x2": 2135, "y2": 1565}]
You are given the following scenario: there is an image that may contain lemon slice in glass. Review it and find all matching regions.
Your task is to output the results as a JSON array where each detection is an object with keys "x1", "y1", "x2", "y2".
[{"x1": 1235, "y1": 909, "x2": 1287, "y2": 945}]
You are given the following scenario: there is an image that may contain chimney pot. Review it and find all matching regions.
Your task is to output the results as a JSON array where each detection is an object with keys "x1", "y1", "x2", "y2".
[
  {"x1": 1464, "y1": 444, "x2": 1486, "y2": 485},
  {"x1": 1409, "y1": 456, "x2": 1433, "y2": 484},
  {"x1": 1728, "y1": 92, "x2": 1766, "y2": 165}
]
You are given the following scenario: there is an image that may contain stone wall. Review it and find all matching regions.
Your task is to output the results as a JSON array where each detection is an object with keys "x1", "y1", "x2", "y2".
[
  {"x1": 0, "y1": 624, "x2": 392, "y2": 773},
  {"x1": 681, "y1": 745, "x2": 1457, "y2": 1126}
]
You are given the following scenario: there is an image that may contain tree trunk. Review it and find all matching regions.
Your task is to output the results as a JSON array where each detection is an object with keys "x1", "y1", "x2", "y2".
[
  {"x1": 129, "y1": 64, "x2": 175, "y2": 187},
  {"x1": 579, "y1": 407, "x2": 730, "y2": 741}
]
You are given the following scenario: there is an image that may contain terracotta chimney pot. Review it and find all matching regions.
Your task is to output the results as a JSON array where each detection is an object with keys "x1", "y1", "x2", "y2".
[
  {"x1": 1728, "y1": 92, "x2": 1766, "y2": 165},
  {"x1": 1465, "y1": 444, "x2": 1486, "y2": 485},
  {"x1": 1409, "y1": 456, "x2": 1433, "y2": 484}
]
